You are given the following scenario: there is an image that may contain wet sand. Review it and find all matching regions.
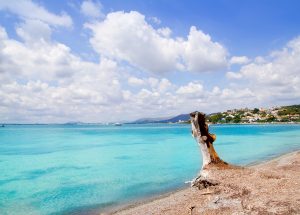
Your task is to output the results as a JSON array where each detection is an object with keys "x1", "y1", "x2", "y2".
[{"x1": 104, "y1": 151, "x2": 300, "y2": 215}]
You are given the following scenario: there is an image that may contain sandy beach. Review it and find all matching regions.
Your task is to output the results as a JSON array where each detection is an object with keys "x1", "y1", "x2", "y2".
[{"x1": 105, "y1": 151, "x2": 300, "y2": 215}]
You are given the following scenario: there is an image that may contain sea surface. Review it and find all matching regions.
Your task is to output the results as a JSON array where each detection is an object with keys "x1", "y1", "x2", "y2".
[{"x1": 0, "y1": 124, "x2": 300, "y2": 215}]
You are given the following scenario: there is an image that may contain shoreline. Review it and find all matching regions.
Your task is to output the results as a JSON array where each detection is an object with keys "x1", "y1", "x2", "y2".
[
  {"x1": 100, "y1": 186, "x2": 189, "y2": 214},
  {"x1": 102, "y1": 150, "x2": 300, "y2": 215},
  {"x1": 1, "y1": 122, "x2": 300, "y2": 125}
]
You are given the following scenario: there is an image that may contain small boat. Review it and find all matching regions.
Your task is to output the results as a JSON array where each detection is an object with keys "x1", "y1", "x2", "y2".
[{"x1": 114, "y1": 123, "x2": 122, "y2": 126}]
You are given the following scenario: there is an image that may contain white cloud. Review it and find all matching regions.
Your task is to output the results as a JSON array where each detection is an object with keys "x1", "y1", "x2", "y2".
[
  {"x1": 0, "y1": 0, "x2": 72, "y2": 27},
  {"x1": 155, "y1": 78, "x2": 173, "y2": 93},
  {"x1": 147, "y1": 77, "x2": 160, "y2": 88},
  {"x1": 0, "y1": 33, "x2": 81, "y2": 80},
  {"x1": 80, "y1": 0, "x2": 104, "y2": 18},
  {"x1": 226, "y1": 71, "x2": 242, "y2": 79},
  {"x1": 85, "y1": 11, "x2": 227, "y2": 73},
  {"x1": 0, "y1": 24, "x2": 185, "y2": 123},
  {"x1": 182, "y1": 26, "x2": 227, "y2": 72},
  {"x1": 226, "y1": 36, "x2": 300, "y2": 104},
  {"x1": 1, "y1": 6, "x2": 300, "y2": 123},
  {"x1": 128, "y1": 77, "x2": 172, "y2": 92},
  {"x1": 0, "y1": 25, "x2": 7, "y2": 39},
  {"x1": 157, "y1": 27, "x2": 172, "y2": 37},
  {"x1": 148, "y1": 16, "x2": 161, "y2": 25},
  {"x1": 128, "y1": 77, "x2": 145, "y2": 86},
  {"x1": 176, "y1": 82, "x2": 204, "y2": 97},
  {"x1": 16, "y1": 19, "x2": 52, "y2": 43},
  {"x1": 238, "y1": 37, "x2": 300, "y2": 86},
  {"x1": 220, "y1": 88, "x2": 254, "y2": 99},
  {"x1": 0, "y1": 32, "x2": 125, "y2": 122},
  {"x1": 229, "y1": 56, "x2": 250, "y2": 65}
]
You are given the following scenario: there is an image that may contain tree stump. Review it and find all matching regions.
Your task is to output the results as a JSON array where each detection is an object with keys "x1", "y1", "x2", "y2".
[{"x1": 190, "y1": 111, "x2": 230, "y2": 188}]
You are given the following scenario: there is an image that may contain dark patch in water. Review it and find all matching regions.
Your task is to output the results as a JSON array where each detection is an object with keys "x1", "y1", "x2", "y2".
[
  {"x1": 0, "y1": 166, "x2": 90, "y2": 186},
  {"x1": 3, "y1": 190, "x2": 17, "y2": 198}
]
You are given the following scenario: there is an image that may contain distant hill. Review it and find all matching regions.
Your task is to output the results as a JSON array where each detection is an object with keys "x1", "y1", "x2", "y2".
[
  {"x1": 64, "y1": 121, "x2": 84, "y2": 125},
  {"x1": 129, "y1": 114, "x2": 190, "y2": 124},
  {"x1": 157, "y1": 114, "x2": 190, "y2": 123},
  {"x1": 129, "y1": 116, "x2": 170, "y2": 124}
]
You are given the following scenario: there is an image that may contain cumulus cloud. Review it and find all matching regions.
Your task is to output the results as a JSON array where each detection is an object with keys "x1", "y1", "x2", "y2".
[
  {"x1": 80, "y1": 0, "x2": 104, "y2": 18},
  {"x1": 0, "y1": 25, "x2": 7, "y2": 39},
  {"x1": 148, "y1": 16, "x2": 161, "y2": 25},
  {"x1": 219, "y1": 88, "x2": 254, "y2": 100},
  {"x1": 176, "y1": 82, "x2": 204, "y2": 98},
  {"x1": 85, "y1": 11, "x2": 227, "y2": 73},
  {"x1": 156, "y1": 78, "x2": 172, "y2": 93},
  {"x1": 128, "y1": 77, "x2": 145, "y2": 86},
  {"x1": 0, "y1": 0, "x2": 72, "y2": 27},
  {"x1": 2, "y1": 21, "x2": 299, "y2": 123},
  {"x1": 0, "y1": 30, "x2": 81, "y2": 80},
  {"x1": 182, "y1": 26, "x2": 227, "y2": 72},
  {"x1": 226, "y1": 71, "x2": 242, "y2": 79},
  {"x1": 0, "y1": 24, "x2": 180, "y2": 122},
  {"x1": 226, "y1": 36, "x2": 300, "y2": 104},
  {"x1": 229, "y1": 56, "x2": 250, "y2": 65},
  {"x1": 0, "y1": 23, "x2": 229, "y2": 122},
  {"x1": 128, "y1": 77, "x2": 173, "y2": 92},
  {"x1": 16, "y1": 19, "x2": 52, "y2": 43},
  {"x1": 0, "y1": 28, "x2": 125, "y2": 122},
  {"x1": 1, "y1": 7, "x2": 300, "y2": 123}
]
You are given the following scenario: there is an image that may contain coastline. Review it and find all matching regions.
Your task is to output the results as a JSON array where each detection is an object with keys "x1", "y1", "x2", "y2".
[
  {"x1": 102, "y1": 150, "x2": 300, "y2": 215},
  {"x1": 1, "y1": 122, "x2": 300, "y2": 126}
]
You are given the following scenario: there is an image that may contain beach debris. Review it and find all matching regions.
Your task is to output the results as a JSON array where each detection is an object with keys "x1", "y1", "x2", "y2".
[
  {"x1": 200, "y1": 190, "x2": 216, "y2": 195},
  {"x1": 192, "y1": 175, "x2": 219, "y2": 190},
  {"x1": 189, "y1": 205, "x2": 195, "y2": 215},
  {"x1": 213, "y1": 197, "x2": 220, "y2": 204}
]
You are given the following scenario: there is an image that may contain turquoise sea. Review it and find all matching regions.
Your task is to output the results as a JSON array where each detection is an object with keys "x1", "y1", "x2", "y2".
[{"x1": 1, "y1": 124, "x2": 300, "y2": 215}]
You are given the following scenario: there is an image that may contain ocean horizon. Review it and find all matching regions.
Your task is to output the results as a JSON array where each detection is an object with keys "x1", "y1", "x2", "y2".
[{"x1": 0, "y1": 124, "x2": 300, "y2": 214}]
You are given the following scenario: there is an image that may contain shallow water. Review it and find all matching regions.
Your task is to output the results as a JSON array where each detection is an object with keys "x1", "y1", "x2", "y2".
[{"x1": 0, "y1": 124, "x2": 300, "y2": 214}]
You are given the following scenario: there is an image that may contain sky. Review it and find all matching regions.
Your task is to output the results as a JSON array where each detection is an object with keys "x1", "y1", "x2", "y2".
[{"x1": 0, "y1": 0, "x2": 300, "y2": 123}]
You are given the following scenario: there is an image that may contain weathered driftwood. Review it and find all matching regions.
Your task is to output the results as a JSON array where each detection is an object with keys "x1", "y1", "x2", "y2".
[{"x1": 190, "y1": 111, "x2": 229, "y2": 189}]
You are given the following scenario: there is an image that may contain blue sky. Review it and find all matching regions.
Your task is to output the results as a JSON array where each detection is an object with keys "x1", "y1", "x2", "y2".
[{"x1": 0, "y1": 0, "x2": 300, "y2": 123}]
